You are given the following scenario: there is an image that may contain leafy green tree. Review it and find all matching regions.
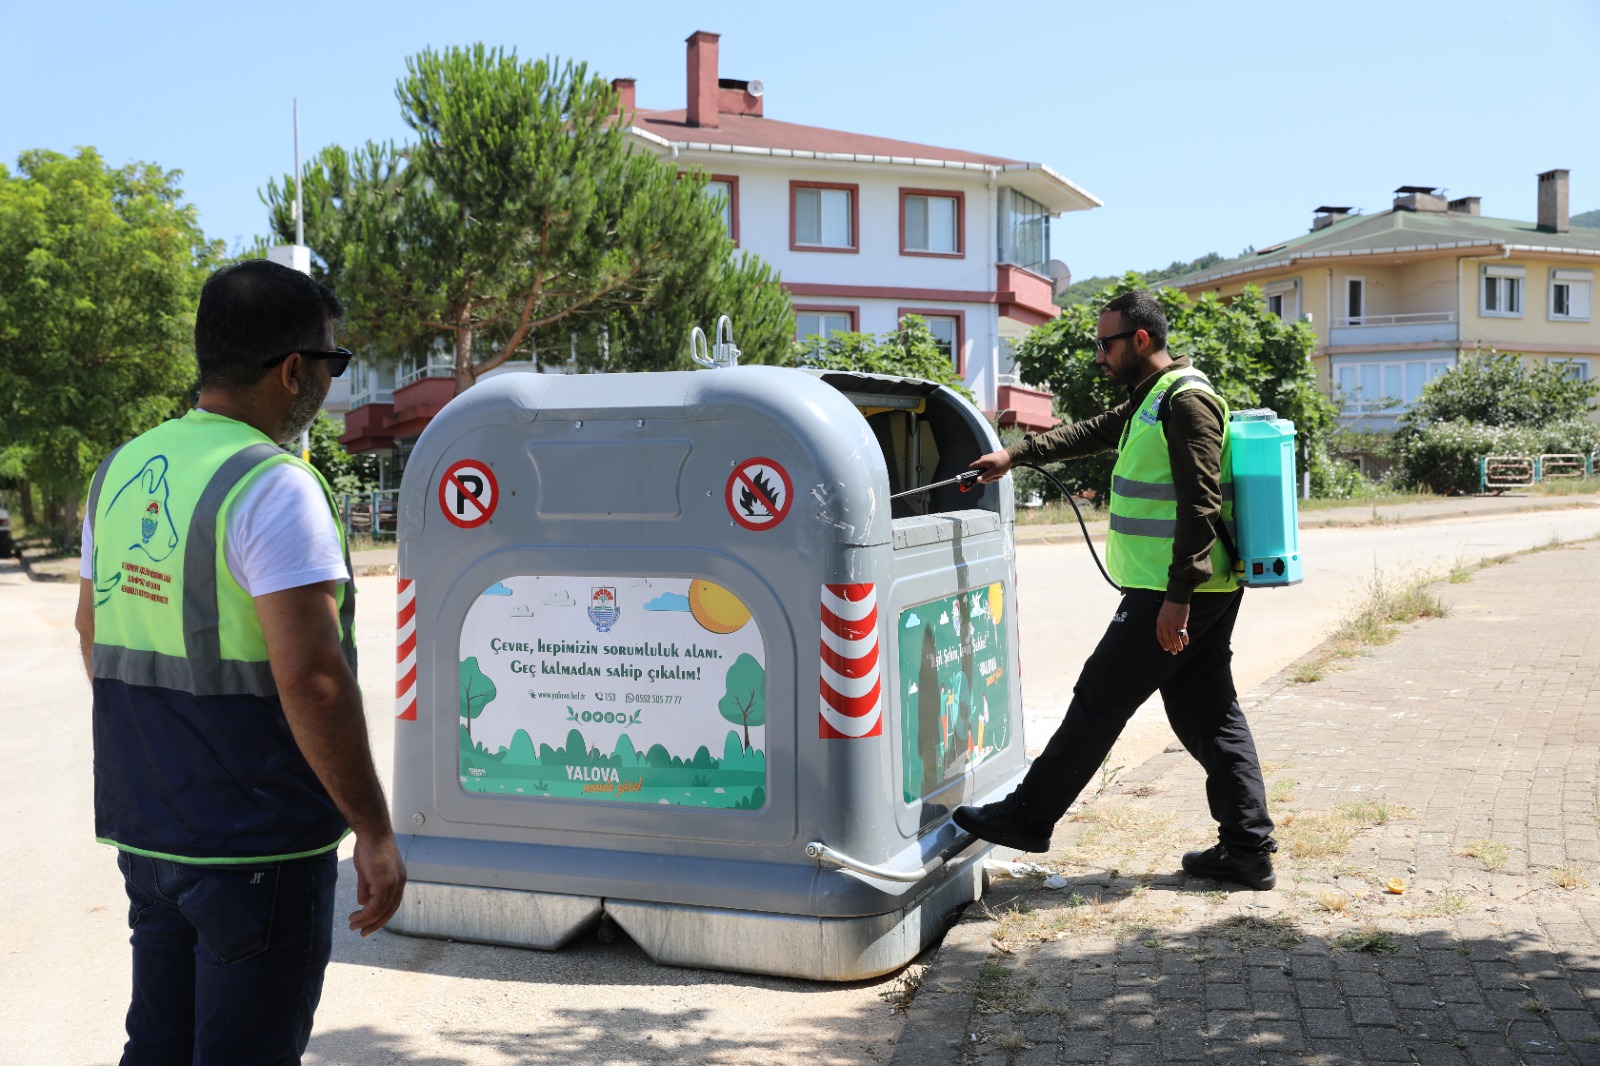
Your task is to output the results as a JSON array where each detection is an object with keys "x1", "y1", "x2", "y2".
[
  {"x1": 1056, "y1": 252, "x2": 1233, "y2": 307},
  {"x1": 1013, "y1": 274, "x2": 1337, "y2": 496},
  {"x1": 718, "y1": 653, "x2": 767, "y2": 752},
  {"x1": 0, "y1": 148, "x2": 219, "y2": 543},
  {"x1": 458, "y1": 656, "x2": 497, "y2": 739},
  {"x1": 1400, "y1": 350, "x2": 1596, "y2": 429},
  {"x1": 263, "y1": 45, "x2": 792, "y2": 390},
  {"x1": 795, "y1": 317, "x2": 971, "y2": 400},
  {"x1": 301, "y1": 412, "x2": 379, "y2": 494}
]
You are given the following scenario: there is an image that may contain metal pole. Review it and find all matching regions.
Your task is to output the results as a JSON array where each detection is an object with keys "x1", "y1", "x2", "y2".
[{"x1": 293, "y1": 98, "x2": 304, "y2": 247}]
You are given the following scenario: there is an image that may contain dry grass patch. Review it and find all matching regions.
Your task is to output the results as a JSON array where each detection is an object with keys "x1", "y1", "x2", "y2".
[
  {"x1": 1409, "y1": 892, "x2": 1470, "y2": 917},
  {"x1": 969, "y1": 960, "x2": 1033, "y2": 1013},
  {"x1": 1336, "y1": 800, "x2": 1412, "y2": 826},
  {"x1": 1286, "y1": 569, "x2": 1450, "y2": 684},
  {"x1": 1220, "y1": 914, "x2": 1303, "y2": 951},
  {"x1": 1267, "y1": 778, "x2": 1299, "y2": 805},
  {"x1": 1551, "y1": 863, "x2": 1592, "y2": 891},
  {"x1": 1317, "y1": 890, "x2": 1351, "y2": 914},
  {"x1": 1062, "y1": 803, "x2": 1180, "y2": 865},
  {"x1": 1277, "y1": 812, "x2": 1355, "y2": 861},
  {"x1": 1335, "y1": 925, "x2": 1401, "y2": 954},
  {"x1": 1460, "y1": 839, "x2": 1509, "y2": 871}
]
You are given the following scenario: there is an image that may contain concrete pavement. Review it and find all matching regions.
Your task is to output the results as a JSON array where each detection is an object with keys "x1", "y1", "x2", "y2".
[{"x1": 890, "y1": 541, "x2": 1600, "y2": 1065}]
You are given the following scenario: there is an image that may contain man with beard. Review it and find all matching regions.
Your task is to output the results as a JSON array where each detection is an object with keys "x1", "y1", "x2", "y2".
[
  {"x1": 953, "y1": 290, "x2": 1278, "y2": 890},
  {"x1": 75, "y1": 259, "x2": 405, "y2": 1063}
]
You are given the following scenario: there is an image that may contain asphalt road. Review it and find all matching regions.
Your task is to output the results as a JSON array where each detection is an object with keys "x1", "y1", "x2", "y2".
[{"x1": 2, "y1": 500, "x2": 1596, "y2": 1065}]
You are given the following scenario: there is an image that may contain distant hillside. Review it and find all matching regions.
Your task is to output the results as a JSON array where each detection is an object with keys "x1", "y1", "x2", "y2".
[
  {"x1": 1573, "y1": 208, "x2": 1600, "y2": 229},
  {"x1": 1056, "y1": 251, "x2": 1238, "y2": 306}
]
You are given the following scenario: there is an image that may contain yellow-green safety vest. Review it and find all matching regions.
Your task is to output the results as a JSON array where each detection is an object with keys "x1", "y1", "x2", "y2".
[
  {"x1": 86, "y1": 409, "x2": 354, "y2": 862},
  {"x1": 1105, "y1": 367, "x2": 1237, "y2": 593}
]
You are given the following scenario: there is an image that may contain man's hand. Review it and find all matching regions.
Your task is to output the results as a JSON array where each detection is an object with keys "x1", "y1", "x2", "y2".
[
  {"x1": 969, "y1": 450, "x2": 1013, "y2": 483},
  {"x1": 1156, "y1": 599, "x2": 1190, "y2": 655},
  {"x1": 349, "y1": 831, "x2": 407, "y2": 936}
]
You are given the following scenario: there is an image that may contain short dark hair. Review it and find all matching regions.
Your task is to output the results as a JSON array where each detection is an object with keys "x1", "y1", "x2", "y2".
[
  {"x1": 1101, "y1": 290, "x2": 1167, "y2": 351},
  {"x1": 194, "y1": 260, "x2": 343, "y2": 392}
]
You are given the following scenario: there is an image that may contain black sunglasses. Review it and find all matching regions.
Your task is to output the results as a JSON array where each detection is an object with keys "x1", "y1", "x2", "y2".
[
  {"x1": 1094, "y1": 330, "x2": 1138, "y2": 354},
  {"x1": 261, "y1": 347, "x2": 353, "y2": 378}
]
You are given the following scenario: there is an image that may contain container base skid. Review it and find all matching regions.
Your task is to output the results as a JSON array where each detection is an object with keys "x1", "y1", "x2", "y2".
[{"x1": 386, "y1": 841, "x2": 992, "y2": 981}]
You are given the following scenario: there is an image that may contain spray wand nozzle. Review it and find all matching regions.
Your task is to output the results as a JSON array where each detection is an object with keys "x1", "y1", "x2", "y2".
[{"x1": 889, "y1": 469, "x2": 981, "y2": 501}]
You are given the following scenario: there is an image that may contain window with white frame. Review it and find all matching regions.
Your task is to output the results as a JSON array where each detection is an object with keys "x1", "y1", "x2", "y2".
[
  {"x1": 1335, "y1": 358, "x2": 1451, "y2": 413},
  {"x1": 902, "y1": 192, "x2": 961, "y2": 255},
  {"x1": 793, "y1": 184, "x2": 855, "y2": 249},
  {"x1": 1549, "y1": 269, "x2": 1592, "y2": 321},
  {"x1": 1481, "y1": 264, "x2": 1524, "y2": 317},
  {"x1": 795, "y1": 310, "x2": 854, "y2": 344},
  {"x1": 1264, "y1": 280, "x2": 1299, "y2": 320},
  {"x1": 703, "y1": 179, "x2": 736, "y2": 243},
  {"x1": 1551, "y1": 358, "x2": 1590, "y2": 381},
  {"x1": 1345, "y1": 277, "x2": 1365, "y2": 324}
]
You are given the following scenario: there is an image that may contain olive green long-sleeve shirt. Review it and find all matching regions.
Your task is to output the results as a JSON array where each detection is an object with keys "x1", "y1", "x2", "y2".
[{"x1": 1005, "y1": 357, "x2": 1228, "y2": 604}]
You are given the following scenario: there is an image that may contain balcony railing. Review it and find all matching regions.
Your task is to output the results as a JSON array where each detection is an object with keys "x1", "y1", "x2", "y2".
[
  {"x1": 348, "y1": 389, "x2": 395, "y2": 411},
  {"x1": 396, "y1": 361, "x2": 455, "y2": 390},
  {"x1": 1333, "y1": 311, "x2": 1454, "y2": 327}
]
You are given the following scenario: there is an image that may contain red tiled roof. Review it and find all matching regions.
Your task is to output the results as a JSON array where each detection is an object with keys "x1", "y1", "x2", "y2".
[{"x1": 629, "y1": 109, "x2": 1022, "y2": 167}]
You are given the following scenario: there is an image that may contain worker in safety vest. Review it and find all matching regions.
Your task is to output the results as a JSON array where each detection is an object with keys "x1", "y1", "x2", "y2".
[
  {"x1": 75, "y1": 260, "x2": 405, "y2": 1062},
  {"x1": 954, "y1": 290, "x2": 1278, "y2": 890}
]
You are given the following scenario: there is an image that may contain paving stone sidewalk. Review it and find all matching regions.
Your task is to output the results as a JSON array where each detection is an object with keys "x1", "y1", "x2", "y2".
[{"x1": 893, "y1": 543, "x2": 1600, "y2": 1066}]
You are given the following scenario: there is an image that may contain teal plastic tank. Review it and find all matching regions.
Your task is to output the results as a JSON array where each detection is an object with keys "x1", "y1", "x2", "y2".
[{"x1": 1229, "y1": 410, "x2": 1302, "y2": 587}]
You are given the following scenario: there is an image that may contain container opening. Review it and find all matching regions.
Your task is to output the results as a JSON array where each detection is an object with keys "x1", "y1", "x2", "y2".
[{"x1": 812, "y1": 372, "x2": 996, "y2": 519}]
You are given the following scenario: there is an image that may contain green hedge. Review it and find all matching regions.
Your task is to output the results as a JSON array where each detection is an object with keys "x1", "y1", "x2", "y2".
[{"x1": 1398, "y1": 418, "x2": 1600, "y2": 494}]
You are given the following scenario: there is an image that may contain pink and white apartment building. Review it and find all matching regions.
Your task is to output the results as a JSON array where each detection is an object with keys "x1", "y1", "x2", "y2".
[
  {"x1": 337, "y1": 30, "x2": 1098, "y2": 474},
  {"x1": 620, "y1": 30, "x2": 1099, "y2": 430}
]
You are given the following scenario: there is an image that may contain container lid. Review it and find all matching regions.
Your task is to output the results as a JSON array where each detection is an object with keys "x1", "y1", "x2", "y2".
[{"x1": 1231, "y1": 408, "x2": 1279, "y2": 422}]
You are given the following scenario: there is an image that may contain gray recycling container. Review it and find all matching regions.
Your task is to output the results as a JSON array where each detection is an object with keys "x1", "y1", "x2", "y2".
[{"x1": 387, "y1": 365, "x2": 1027, "y2": 980}]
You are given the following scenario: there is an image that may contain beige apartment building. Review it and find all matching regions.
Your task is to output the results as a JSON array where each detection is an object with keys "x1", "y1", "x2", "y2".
[{"x1": 1167, "y1": 170, "x2": 1599, "y2": 430}]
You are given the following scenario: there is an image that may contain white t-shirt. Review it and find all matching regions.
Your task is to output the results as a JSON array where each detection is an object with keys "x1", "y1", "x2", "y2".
[{"x1": 80, "y1": 460, "x2": 348, "y2": 597}]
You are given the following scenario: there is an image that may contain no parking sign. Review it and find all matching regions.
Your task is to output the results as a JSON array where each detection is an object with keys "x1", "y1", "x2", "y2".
[{"x1": 439, "y1": 459, "x2": 499, "y2": 529}]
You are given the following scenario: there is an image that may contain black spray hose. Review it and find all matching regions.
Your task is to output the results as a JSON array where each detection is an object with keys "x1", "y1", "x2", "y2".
[{"x1": 1013, "y1": 463, "x2": 1122, "y2": 594}]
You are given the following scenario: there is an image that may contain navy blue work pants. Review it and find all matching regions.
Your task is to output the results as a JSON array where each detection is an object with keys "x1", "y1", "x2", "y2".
[
  {"x1": 116, "y1": 849, "x2": 337, "y2": 1066},
  {"x1": 1018, "y1": 588, "x2": 1275, "y2": 852}
]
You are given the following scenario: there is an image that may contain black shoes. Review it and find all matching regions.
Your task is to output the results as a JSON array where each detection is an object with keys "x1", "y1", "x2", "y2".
[
  {"x1": 1182, "y1": 843, "x2": 1277, "y2": 890},
  {"x1": 952, "y1": 793, "x2": 1053, "y2": 853}
]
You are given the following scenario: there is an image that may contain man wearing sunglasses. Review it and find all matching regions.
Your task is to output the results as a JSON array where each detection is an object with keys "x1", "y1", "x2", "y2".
[
  {"x1": 75, "y1": 259, "x2": 405, "y2": 1063},
  {"x1": 954, "y1": 290, "x2": 1277, "y2": 891}
]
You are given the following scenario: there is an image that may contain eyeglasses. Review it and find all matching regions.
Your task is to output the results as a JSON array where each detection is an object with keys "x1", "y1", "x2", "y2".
[
  {"x1": 1094, "y1": 330, "x2": 1138, "y2": 354},
  {"x1": 261, "y1": 347, "x2": 353, "y2": 378}
]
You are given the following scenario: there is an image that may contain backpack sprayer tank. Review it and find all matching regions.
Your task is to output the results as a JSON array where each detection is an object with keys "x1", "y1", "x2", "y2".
[{"x1": 1228, "y1": 410, "x2": 1302, "y2": 587}]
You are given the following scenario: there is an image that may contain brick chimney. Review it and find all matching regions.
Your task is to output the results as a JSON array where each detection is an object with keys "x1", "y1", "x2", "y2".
[
  {"x1": 686, "y1": 30, "x2": 720, "y2": 129},
  {"x1": 1538, "y1": 169, "x2": 1569, "y2": 233},
  {"x1": 611, "y1": 77, "x2": 636, "y2": 118}
]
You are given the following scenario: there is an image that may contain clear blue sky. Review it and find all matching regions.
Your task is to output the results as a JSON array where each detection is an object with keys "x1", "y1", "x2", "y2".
[{"x1": 4, "y1": 0, "x2": 1596, "y2": 280}]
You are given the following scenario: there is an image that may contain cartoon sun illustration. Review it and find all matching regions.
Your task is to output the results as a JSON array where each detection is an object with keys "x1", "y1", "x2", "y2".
[
  {"x1": 987, "y1": 583, "x2": 1004, "y2": 626},
  {"x1": 687, "y1": 580, "x2": 750, "y2": 634}
]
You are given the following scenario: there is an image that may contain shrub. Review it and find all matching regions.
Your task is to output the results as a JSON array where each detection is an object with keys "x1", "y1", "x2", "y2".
[{"x1": 1398, "y1": 418, "x2": 1600, "y2": 494}]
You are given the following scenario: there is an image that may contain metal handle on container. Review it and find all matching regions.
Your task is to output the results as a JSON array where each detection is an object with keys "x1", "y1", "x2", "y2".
[{"x1": 804, "y1": 841, "x2": 945, "y2": 883}]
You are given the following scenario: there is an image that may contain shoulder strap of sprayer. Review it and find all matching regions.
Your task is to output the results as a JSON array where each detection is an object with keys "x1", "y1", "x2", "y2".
[{"x1": 1156, "y1": 371, "x2": 1240, "y2": 569}]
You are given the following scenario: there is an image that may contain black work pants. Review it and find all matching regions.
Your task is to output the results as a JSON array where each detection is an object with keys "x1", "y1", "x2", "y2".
[{"x1": 1018, "y1": 587, "x2": 1275, "y2": 853}]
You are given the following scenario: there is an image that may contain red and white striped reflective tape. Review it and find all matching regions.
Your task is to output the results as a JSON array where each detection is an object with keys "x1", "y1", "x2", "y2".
[
  {"x1": 396, "y1": 578, "x2": 417, "y2": 721},
  {"x1": 819, "y1": 583, "x2": 881, "y2": 739}
]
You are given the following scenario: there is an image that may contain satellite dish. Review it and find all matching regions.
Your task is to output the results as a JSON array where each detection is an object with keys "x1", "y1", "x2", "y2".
[
  {"x1": 1048, "y1": 259, "x2": 1073, "y2": 297},
  {"x1": 746, "y1": 78, "x2": 765, "y2": 98}
]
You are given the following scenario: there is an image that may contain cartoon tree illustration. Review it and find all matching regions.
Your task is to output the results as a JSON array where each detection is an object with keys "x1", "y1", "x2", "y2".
[
  {"x1": 459, "y1": 657, "x2": 497, "y2": 740},
  {"x1": 718, "y1": 653, "x2": 766, "y2": 752}
]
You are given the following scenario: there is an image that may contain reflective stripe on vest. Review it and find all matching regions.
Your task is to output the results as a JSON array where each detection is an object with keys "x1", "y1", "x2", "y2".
[
  {"x1": 86, "y1": 420, "x2": 355, "y2": 698},
  {"x1": 1105, "y1": 367, "x2": 1236, "y2": 593}
]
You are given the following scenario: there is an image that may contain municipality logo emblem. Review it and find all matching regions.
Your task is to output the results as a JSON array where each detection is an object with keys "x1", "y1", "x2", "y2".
[
  {"x1": 1139, "y1": 388, "x2": 1168, "y2": 426},
  {"x1": 588, "y1": 586, "x2": 621, "y2": 633},
  {"x1": 141, "y1": 501, "x2": 160, "y2": 544}
]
